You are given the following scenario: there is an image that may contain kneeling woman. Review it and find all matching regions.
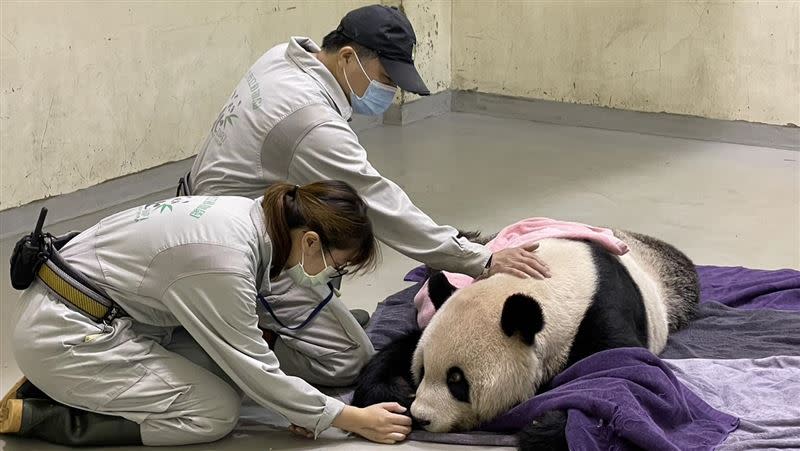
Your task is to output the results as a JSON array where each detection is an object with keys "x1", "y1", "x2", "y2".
[{"x1": 1, "y1": 181, "x2": 411, "y2": 446}]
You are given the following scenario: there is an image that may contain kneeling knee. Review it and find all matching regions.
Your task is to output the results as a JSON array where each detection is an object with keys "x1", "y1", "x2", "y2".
[
  {"x1": 141, "y1": 385, "x2": 240, "y2": 446},
  {"x1": 199, "y1": 415, "x2": 239, "y2": 443},
  {"x1": 187, "y1": 384, "x2": 241, "y2": 443}
]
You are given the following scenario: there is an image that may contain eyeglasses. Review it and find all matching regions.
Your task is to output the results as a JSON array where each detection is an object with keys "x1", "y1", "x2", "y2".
[{"x1": 326, "y1": 250, "x2": 350, "y2": 278}]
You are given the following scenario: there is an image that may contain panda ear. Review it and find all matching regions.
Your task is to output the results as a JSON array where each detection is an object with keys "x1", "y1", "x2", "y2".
[
  {"x1": 428, "y1": 272, "x2": 456, "y2": 310},
  {"x1": 501, "y1": 294, "x2": 544, "y2": 346}
]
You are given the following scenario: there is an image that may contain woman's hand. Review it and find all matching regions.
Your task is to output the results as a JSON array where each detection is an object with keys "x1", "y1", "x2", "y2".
[
  {"x1": 489, "y1": 243, "x2": 551, "y2": 279},
  {"x1": 288, "y1": 424, "x2": 314, "y2": 439},
  {"x1": 332, "y1": 403, "x2": 412, "y2": 444}
]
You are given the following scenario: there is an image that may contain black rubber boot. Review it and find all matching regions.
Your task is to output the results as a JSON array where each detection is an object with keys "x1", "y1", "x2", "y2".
[
  {"x1": 350, "y1": 309, "x2": 370, "y2": 328},
  {"x1": 14, "y1": 379, "x2": 51, "y2": 401},
  {"x1": 19, "y1": 398, "x2": 142, "y2": 446},
  {"x1": 1, "y1": 377, "x2": 142, "y2": 446}
]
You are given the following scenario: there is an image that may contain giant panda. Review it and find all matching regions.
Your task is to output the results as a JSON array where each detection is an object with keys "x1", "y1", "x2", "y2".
[{"x1": 352, "y1": 229, "x2": 699, "y2": 450}]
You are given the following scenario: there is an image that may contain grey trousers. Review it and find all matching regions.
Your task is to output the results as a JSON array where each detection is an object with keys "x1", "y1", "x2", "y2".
[{"x1": 12, "y1": 277, "x2": 373, "y2": 446}]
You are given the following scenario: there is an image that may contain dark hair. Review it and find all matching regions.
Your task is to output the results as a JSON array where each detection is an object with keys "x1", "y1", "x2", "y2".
[
  {"x1": 262, "y1": 181, "x2": 379, "y2": 279},
  {"x1": 321, "y1": 29, "x2": 378, "y2": 59}
]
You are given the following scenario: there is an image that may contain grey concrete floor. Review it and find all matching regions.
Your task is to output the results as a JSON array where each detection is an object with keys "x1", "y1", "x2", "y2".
[{"x1": 1, "y1": 112, "x2": 798, "y2": 450}]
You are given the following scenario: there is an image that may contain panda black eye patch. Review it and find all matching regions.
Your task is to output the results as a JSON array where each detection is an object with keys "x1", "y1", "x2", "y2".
[{"x1": 446, "y1": 367, "x2": 470, "y2": 403}]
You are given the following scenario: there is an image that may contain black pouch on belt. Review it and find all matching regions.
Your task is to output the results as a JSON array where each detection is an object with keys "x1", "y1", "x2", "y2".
[{"x1": 9, "y1": 208, "x2": 80, "y2": 290}]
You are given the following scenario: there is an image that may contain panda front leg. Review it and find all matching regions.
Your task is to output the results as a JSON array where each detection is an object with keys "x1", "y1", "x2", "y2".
[
  {"x1": 517, "y1": 410, "x2": 569, "y2": 451},
  {"x1": 351, "y1": 330, "x2": 422, "y2": 411}
]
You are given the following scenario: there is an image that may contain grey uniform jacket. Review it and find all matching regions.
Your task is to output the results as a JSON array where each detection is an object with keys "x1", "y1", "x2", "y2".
[
  {"x1": 188, "y1": 37, "x2": 490, "y2": 277},
  {"x1": 59, "y1": 196, "x2": 343, "y2": 435}
]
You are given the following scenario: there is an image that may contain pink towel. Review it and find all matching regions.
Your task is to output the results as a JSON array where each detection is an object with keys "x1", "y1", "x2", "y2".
[{"x1": 414, "y1": 218, "x2": 630, "y2": 328}]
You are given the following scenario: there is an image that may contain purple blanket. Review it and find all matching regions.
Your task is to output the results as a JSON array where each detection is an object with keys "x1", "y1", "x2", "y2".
[
  {"x1": 481, "y1": 348, "x2": 739, "y2": 451},
  {"x1": 697, "y1": 266, "x2": 800, "y2": 311}
]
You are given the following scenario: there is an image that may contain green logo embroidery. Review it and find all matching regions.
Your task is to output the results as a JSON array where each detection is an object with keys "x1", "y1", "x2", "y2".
[
  {"x1": 133, "y1": 206, "x2": 151, "y2": 222},
  {"x1": 133, "y1": 198, "x2": 190, "y2": 222},
  {"x1": 212, "y1": 91, "x2": 241, "y2": 145},
  {"x1": 247, "y1": 71, "x2": 262, "y2": 109},
  {"x1": 190, "y1": 197, "x2": 218, "y2": 219}
]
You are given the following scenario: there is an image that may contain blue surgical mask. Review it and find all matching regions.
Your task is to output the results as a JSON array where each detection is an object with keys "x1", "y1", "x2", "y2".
[{"x1": 343, "y1": 53, "x2": 397, "y2": 116}]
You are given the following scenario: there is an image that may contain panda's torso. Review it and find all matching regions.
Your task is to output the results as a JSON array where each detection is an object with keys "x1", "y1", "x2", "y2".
[{"x1": 526, "y1": 237, "x2": 670, "y2": 364}]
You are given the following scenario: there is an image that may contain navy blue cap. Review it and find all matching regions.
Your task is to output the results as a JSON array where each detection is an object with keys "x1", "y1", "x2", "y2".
[{"x1": 338, "y1": 5, "x2": 430, "y2": 96}]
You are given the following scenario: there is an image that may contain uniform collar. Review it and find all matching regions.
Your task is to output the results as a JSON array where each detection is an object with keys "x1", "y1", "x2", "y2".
[
  {"x1": 285, "y1": 36, "x2": 353, "y2": 121},
  {"x1": 249, "y1": 198, "x2": 273, "y2": 294}
]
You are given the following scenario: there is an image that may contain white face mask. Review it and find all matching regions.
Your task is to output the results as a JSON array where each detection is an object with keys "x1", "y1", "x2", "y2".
[{"x1": 286, "y1": 243, "x2": 340, "y2": 289}]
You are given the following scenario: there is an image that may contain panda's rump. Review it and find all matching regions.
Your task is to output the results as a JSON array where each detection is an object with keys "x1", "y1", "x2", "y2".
[{"x1": 615, "y1": 230, "x2": 699, "y2": 332}]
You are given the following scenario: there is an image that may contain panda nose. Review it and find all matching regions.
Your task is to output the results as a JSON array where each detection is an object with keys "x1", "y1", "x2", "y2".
[{"x1": 413, "y1": 417, "x2": 431, "y2": 428}]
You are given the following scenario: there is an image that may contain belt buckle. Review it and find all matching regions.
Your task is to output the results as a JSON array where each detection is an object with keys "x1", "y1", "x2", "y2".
[{"x1": 101, "y1": 306, "x2": 119, "y2": 324}]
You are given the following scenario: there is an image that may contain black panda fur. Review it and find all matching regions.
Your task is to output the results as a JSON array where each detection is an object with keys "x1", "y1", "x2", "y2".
[
  {"x1": 517, "y1": 410, "x2": 569, "y2": 451},
  {"x1": 566, "y1": 241, "x2": 649, "y2": 364},
  {"x1": 350, "y1": 273, "x2": 455, "y2": 413},
  {"x1": 350, "y1": 330, "x2": 421, "y2": 411},
  {"x1": 622, "y1": 230, "x2": 699, "y2": 331}
]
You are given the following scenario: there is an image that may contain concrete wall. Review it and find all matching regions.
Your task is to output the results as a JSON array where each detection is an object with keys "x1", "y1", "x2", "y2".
[
  {"x1": 452, "y1": 0, "x2": 800, "y2": 126},
  {"x1": 0, "y1": 0, "x2": 373, "y2": 211},
  {"x1": 3, "y1": 0, "x2": 797, "y2": 211},
  {"x1": 398, "y1": 0, "x2": 452, "y2": 103}
]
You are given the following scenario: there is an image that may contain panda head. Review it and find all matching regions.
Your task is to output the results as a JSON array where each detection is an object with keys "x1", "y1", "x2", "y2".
[{"x1": 410, "y1": 272, "x2": 547, "y2": 432}]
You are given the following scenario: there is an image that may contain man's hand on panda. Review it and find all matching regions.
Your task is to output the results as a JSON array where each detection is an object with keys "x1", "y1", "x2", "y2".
[{"x1": 489, "y1": 243, "x2": 551, "y2": 279}]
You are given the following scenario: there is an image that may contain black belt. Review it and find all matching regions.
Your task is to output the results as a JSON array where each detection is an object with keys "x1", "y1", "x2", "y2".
[
  {"x1": 176, "y1": 171, "x2": 193, "y2": 197},
  {"x1": 9, "y1": 207, "x2": 126, "y2": 324},
  {"x1": 9, "y1": 208, "x2": 126, "y2": 323}
]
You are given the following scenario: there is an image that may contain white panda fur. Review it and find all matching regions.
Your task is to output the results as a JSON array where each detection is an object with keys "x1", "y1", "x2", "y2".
[{"x1": 617, "y1": 249, "x2": 669, "y2": 352}]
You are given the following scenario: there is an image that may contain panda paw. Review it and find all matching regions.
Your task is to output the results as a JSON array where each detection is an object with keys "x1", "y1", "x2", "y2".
[{"x1": 517, "y1": 410, "x2": 568, "y2": 451}]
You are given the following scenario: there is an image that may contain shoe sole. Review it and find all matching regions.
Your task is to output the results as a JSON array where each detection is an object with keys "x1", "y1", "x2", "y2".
[{"x1": 0, "y1": 377, "x2": 26, "y2": 434}]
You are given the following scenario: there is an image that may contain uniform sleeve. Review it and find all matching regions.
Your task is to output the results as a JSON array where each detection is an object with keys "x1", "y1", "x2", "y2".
[
  {"x1": 161, "y1": 272, "x2": 343, "y2": 436},
  {"x1": 288, "y1": 120, "x2": 491, "y2": 277}
]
